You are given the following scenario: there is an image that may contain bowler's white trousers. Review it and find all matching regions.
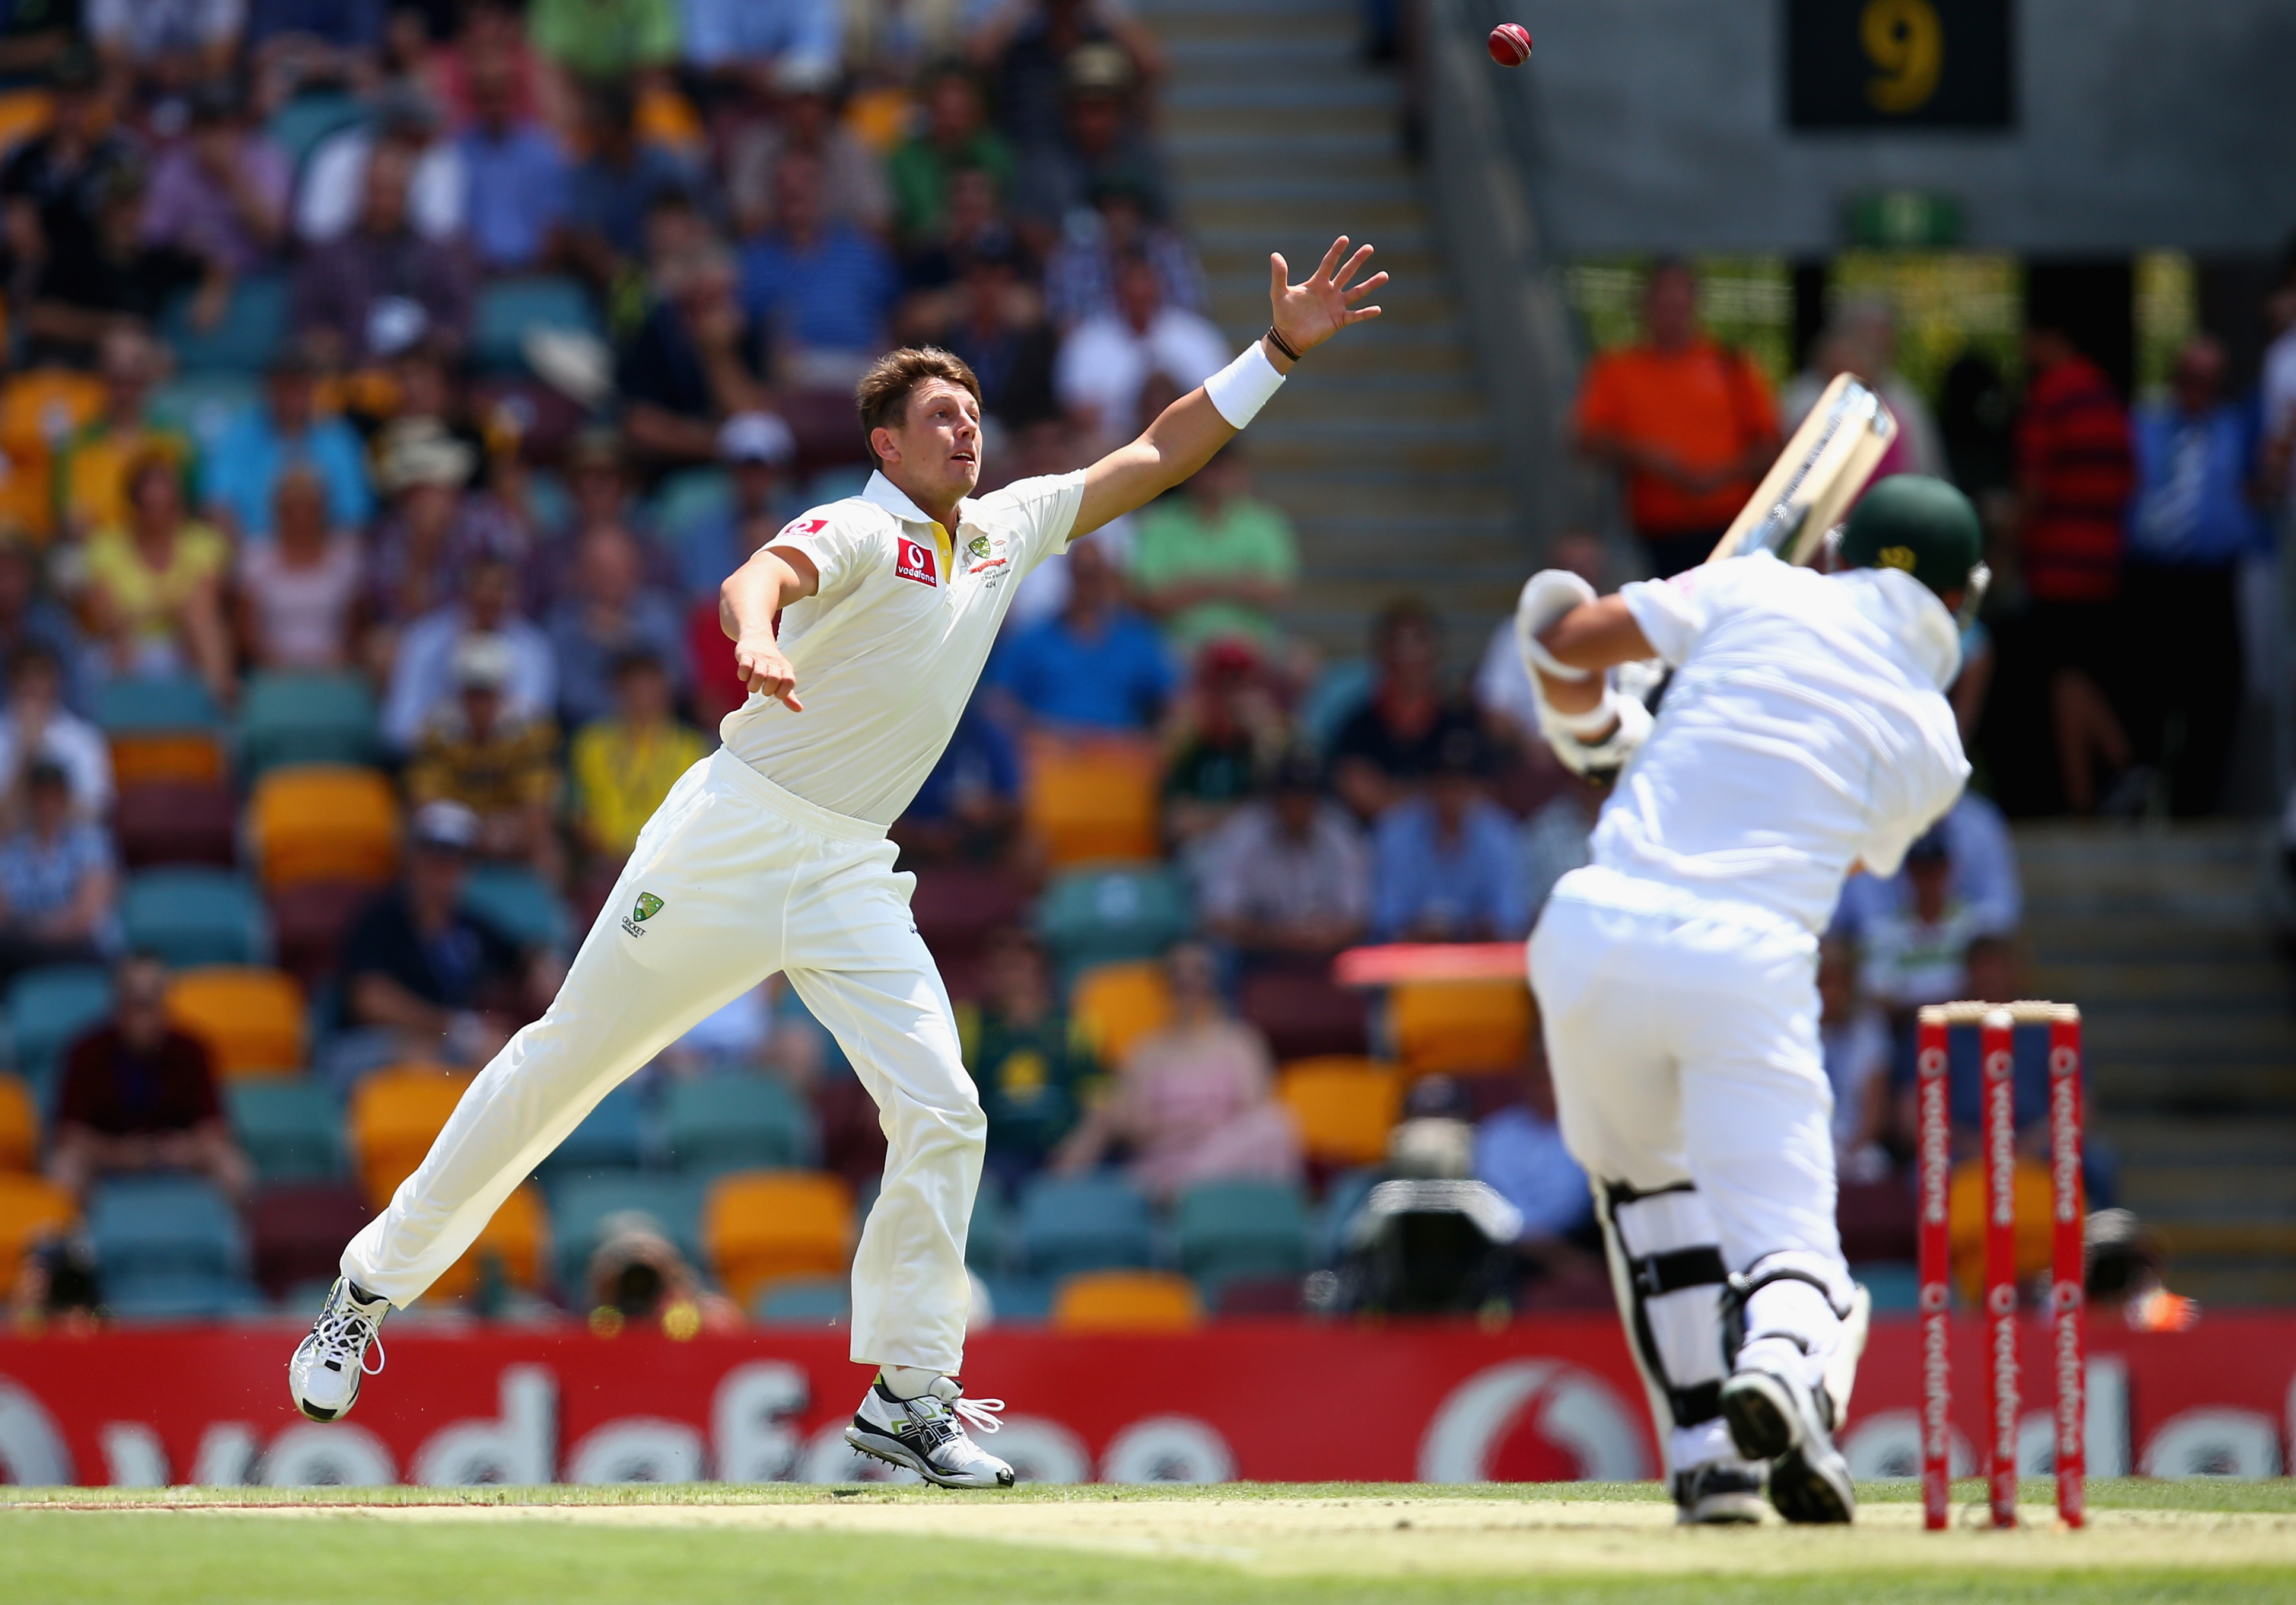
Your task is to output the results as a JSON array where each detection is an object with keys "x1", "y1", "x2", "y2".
[
  {"x1": 1529, "y1": 867, "x2": 1853, "y2": 1363},
  {"x1": 342, "y1": 749, "x2": 984, "y2": 1374}
]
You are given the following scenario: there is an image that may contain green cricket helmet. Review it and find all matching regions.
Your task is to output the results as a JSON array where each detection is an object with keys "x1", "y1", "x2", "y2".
[{"x1": 1836, "y1": 475, "x2": 1985, "y2": 600}]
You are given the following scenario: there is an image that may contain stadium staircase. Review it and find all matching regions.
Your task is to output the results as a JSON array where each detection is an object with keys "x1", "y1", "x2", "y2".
[
  {"x1": 2020, "y1": 822, "x2": 2296, "y2": 1306},
  {"x1": 1141, "y1": 0, "x2": 1525, "y2": 661}
]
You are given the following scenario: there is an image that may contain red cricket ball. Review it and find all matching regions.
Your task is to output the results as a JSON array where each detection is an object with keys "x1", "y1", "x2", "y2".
[{"x1": 1487, "y1": 22, "x2": 1533, "y2": 66}]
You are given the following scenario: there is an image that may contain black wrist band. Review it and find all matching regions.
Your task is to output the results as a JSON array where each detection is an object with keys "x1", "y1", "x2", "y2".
[{"x1": 1265, "y1": 326, "x2": 1303, "y2": 362}]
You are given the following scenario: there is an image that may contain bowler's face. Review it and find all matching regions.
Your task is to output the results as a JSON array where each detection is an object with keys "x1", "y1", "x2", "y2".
[{"x1": 880, "y1": 381, "x2": 984, "y2": 508}]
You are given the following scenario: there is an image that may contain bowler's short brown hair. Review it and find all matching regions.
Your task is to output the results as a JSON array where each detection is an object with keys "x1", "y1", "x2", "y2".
[{"x1": 855, "y1": 347, "x2": 982, "y2": 468}]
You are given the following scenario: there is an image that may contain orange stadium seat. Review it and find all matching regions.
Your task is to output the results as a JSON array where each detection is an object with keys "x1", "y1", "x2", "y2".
[
  {"x1": 249, "y1": 765, "x2": 400, "y2": 889},
  {"x1": 166, "y1": 966, "x2": 306, "y2": 1079},
  {"x1": 1051, "y1": 1269, "x2": 1201, "y2": 1332},
  {"x1": 1948, "y1": 1157, "x2": 2059, "y2": 1304},
  {"x1": 1022, "y1": 734, "x2": 1162, "y2": 867},
  {"x1": 0, "y1": 369, "x2": 104, "y2": 540},
  {"x1": 703, "y1": 1170, "x2": 853, "y2": 1309},
  {"x1": 430, "y1": 1184, "x2": 549, "y2": 1299},
  {"x1": 1389, "y1": 978, "x2": 1534, "y2": 1075},
  {"x1": 0, "y1": 1172, "x2": 74, "y2": 1281},
  {"x1": 0, "y1": 1073, "x2": 36, "y2": 1170},
  {"x1": 108, "y1": 730, "x2": 227, "y2": 788},
  {"x1": 1070, "y1": 960, "x2": 1172, "y2": 1065},
  {"x1": 350, "y1": 1064, "x2": 470, "y2": 1208},
  {"x1": 1277, "y1": 1058, "x2": 1403, "y2": 1168}
]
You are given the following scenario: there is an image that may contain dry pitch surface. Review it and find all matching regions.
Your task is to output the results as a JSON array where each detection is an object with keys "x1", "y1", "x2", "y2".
[{"x1": 4, "y1": 1480, "x2": 2292, "y2": 1604}]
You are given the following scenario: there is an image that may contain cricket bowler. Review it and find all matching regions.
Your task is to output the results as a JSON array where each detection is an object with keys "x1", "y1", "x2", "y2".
[
  {"x1": 1516, "y1": 474, "x2": 1981, "y2": 1523},
  {"x1": 288, "y1": 237, "x2": 1388, "y2": 1488}
]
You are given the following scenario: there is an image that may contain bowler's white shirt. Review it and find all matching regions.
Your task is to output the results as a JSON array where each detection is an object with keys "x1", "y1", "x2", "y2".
[
  {"x1": 723, "y1": 469, "x2": 1085, "y2": 826},
  {"x1": 1591, "y1": 553, "x2": 1969, "y2": 934}
]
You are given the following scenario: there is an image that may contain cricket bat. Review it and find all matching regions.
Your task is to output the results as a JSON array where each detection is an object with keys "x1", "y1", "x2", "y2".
[{"x1": 1705, "y1": 372, "x2": 1897, "y2": 566}]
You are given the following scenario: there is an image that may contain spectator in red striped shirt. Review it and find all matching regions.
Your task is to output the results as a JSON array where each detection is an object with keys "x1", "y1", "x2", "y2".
[{"x1": 2014, "y1": 320, "x2": 2136, "y2": 814}]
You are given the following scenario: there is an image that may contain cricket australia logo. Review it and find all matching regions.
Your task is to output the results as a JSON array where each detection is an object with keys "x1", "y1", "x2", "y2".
[
  {"x1": 621, "y1": 891, "x2": 664, "y2": 938},
  {"x1": 965, "y1": 530, "x2": 1008, "y2": 577}
]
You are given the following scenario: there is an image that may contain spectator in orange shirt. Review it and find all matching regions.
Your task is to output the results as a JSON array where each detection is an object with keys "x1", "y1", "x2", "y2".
[{"x1": 1572, "y1": 260, "x2": 1781, "y2": 577}]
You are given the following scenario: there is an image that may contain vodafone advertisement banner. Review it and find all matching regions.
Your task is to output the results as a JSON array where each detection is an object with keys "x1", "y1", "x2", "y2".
[{"x1": 0, "y1": 1314, "x2": 2288, "y2": 1488}]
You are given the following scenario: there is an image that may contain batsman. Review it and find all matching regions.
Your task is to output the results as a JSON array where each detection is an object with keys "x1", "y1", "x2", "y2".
[{"x1": 1516, "y1": 472, "x2": 1981, "y2": 1524}]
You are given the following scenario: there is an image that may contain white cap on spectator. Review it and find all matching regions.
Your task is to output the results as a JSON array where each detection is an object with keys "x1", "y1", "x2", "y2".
[
  {"x1": 409, "y1": 800, "x2": 481, "y2": 853},
  {"x1": 719, "y1": 411, "x2": 797, "y2": 467},
  {"x1": 452, "y1": 632, "x2": 516, "y2": 692},
  {"x1": 774, "y1": 55, "x2": 838, "y2": 95},
  {"x1": 377, "y1": 418, "x2": 476, "y2": 493}
]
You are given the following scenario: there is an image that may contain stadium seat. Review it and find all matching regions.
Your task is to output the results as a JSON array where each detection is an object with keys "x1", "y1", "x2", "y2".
[
  {"x1": 102, "y1": 1270, "x2": 268, "y2": 1320},
  {"x1": 348, "y1": 1064, "x2": 470, "y2": 1208},
  {"x1": 662, "y1": 1074, "x2": 815, "y2": 1177},
  {"x1": 1174, "y1": 1179, "x2": 1311, "y2": 1291},
  {"x1": 247, "y1": 765, "x2": 399, "y2": 889},
  {"x1": 0, "y1": 1171, "x2": 74, "y2": 1279},
  {"x1": 0, "y1": 369, "x2": 104, "y2": 539},
  {"x1": 430, "y1": 1184, "x2": 549, "y2": 1300},
  {"x1": 1033, "y1": 865, "x2": 1192, "y2": 976},
  {"x1": 0, "y1": 1072, "x2": 33, "y2": 1169},
  {"x1": 167, "y1": 966, "x2": 304, "y2": 1078},
  {"x1": 546, "y1": 1173, "x2": 706, "y2": 1301},
  {"x1": 965, "y1": 1180, "x2": 1009, "y2": 1273},
  {"x1": 752, "y1": 1273, "x2": 850, "y2": 1326},
  {"x1": 247, "y1": 1182, "x2": 371, "y2": 1297},
  {"x1": 1389, "y1": 978, "x2": 1533, "y2": 1075},
  {"x1": 1209, "y1": 1275, "x2": 1305, "y2": 1317},
  {"x1": 146, "y1": 371, "x2": 260, "y2": 451},
  {"x1": 702, "y1": 1169, "x2": 854, "y2": 1308},
  {"x1": 536, "y1": 1081, "x2": 648, "y2": 1178},
  {"x1": 472, "y1": 276, "x2": 602, "y2": 372},
  {"x1": 1050, "y1": 1269, "x2": 1201, "y2": 1332},
  {"x1": 1277, "y1": 1058, "x2": 1403, "y2": 1169},
  {"x1": 462, "y1": 861, "x2": 573, "y2": 951},
  {"x1": 1313, "y1": 1167, "x2": 1383, "y2": 1267},
  {"x1": 268, "y1": 879, "x2": 374, "y2": 989},
  {"x1": 1016, "y1": 1173, "x2": 1154, "y2": 1279},
  {"x1": 85, "y1": 1173, "x2": 247, "y2": 1281},
  {"x1": 1239, "y1": 967, "x2": 1370, "y2": 1060},
  {"x1": 1948, "y1": 1157, "x2": 2056, "y2": 1302},
  {"x1": 160, "y1": 273, "x2": 289, "y2": 371},
  {"x1": 977, "y1": 1274, "x2": 1052, "y2": 1324},
  {"x1": 227, "y1": 1078, "x2": 348, "y2": 1185},
  {"x1": 908, "y1": 862, "x2": 1031, "y2": 950},
  {"x1": 1069, "y1": 960, "x2": 1172, "y2": 1065},
  {"x1": 113, "y1": 781, "x2": 239, "y2": 870},
  {"x1": 1020, "y1": 734, "x2": 1162, "y2": 866},
  {"x1": 122, "y1": 868, "x2": 268, "y2": 967},
  {"x1": 238, "y1": 673, "x2": 383, "y2": 773},
  {"x1": 5, "y1": 964, "x2": 114, "y2": 1096},
  {"x1": 265, "y1": 91, "x2": 368, "y2": 169},
  {"x1": 648, "y1": 467, "x2": 732, "y2": 536},
  {"x1": 95, "y1": 678, "x2": 227, "y2": 788}
]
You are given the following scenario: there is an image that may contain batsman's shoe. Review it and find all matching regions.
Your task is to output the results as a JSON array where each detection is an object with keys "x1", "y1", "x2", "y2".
[
  {"x1": 1719, "y1": 1366, "x2": 1855, "y2": 1525},
  {"x1": 1671, "y1": 1457, "x2": 1768, "y2": 1525},
  {"x1": 288, "y1": 1278, "x2": 390, "y2": 1422},
  {"x1": 845, "y1": 1375, "x2": 1015, "y2": 1488}
]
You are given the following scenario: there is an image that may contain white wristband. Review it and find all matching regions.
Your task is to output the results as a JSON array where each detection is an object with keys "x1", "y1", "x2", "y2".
[{"x1": 1203, "y1": 340, "x2": 1287, "y2": 429}]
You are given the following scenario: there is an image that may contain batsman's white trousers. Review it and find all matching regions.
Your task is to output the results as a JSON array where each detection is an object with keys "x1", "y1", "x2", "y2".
[
  {"x1": 1528, "y1": 865, "x2": 1849, "y2": 1299},
  {"x1": 342, "y1": 749, "x2": 985, "y2": 1374}
]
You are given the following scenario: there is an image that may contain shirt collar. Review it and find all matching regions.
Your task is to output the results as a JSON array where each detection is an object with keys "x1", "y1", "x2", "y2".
[{"x1": 863, "y1": 470, "x2": 968, "y2": 530}]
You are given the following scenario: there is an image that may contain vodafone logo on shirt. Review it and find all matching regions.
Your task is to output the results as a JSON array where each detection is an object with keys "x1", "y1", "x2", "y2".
[{"x1": 894, "y1": 536, "x2": 940, "y2": 587}]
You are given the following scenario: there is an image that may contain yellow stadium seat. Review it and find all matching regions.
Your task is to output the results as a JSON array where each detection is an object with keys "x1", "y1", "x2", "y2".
[
  {"x1": 0, "y1": 1073, "x2": 36, "y2": 1170},
  {"x1": 167, "y1": 966, "x2": 306, "y2": 1079},
  {"x1": 1070, "y1": 960, "x2": 1172, "y2": 1064},
  {"x1": 703, "y1": 1170, "x2": 853, "y2": 1310},
  {"x1": 249, "y1": 765, "x2": 400, "y2": 889},
  {"x1": 350, "y1": 1064, "x2": 470, "y2": 1208},
  {"x1": 0, "y1": 1172, "x2": 74, "y2": 1281},
  {"x1": 430, "y1": 1184, "x2": 549, "y2": 1299},
  {"x1": 1022, "y1": 734, "x2": 1162, "y2": 867},
  {"x1": 109, "y1": 730, "x2": 227, "y2": 788},
  {"x1": 0, "y1": 369, "x2": 104, "y2": 540},
  {"x1": 1277, "y1": 1058, "x2": 1403, "y2": 1168},
  {"x1": 1948, "y1": 1157, "x2": 2062, "y2": 1304},
  {"x1": 1051, "y1": 1269, "x2": 1201, "y2": 1332},
  {"x1": 1389, "y1": 978, "x2": 1533, "y2": 1075}
]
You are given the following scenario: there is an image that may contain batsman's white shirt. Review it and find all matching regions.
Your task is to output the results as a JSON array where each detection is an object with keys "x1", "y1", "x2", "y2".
[
  {"x1": 344, "y1": 470, "x2": 1085, "y2": 1375},
  {"x1": 1530, "y1": 555, "x2": 1968, "y2": 1393}
]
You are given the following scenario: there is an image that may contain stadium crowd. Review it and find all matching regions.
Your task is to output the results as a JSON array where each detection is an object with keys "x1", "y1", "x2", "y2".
[{"x1": 0, "y1": 0, "x2": 2278, "y2": 1333}]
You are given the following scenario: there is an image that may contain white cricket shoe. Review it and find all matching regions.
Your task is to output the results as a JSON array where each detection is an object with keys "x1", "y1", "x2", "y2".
[
  {"x1": 1671, "y1": 1456, "x2": 1768, "y2": 1524},
  {"x1": 288, "y1": 1278, "x2": 391, "y2": 1422},
  {"x1": 1719, "y1": 1365, "x2": 1855, "y2": 1524},
  {"x1": 844, "y1": 1374, "x2": 1015, "y2": 1488}
]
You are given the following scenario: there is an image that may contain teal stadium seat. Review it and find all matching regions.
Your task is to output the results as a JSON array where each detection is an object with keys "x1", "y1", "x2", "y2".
[
  {"x1": 1034, "y1": 865, "x2": 1194, "y2": 976},
  {"x1": 1174, "y1": 1179, "x2": 1311, "y2": 1292},
  {"x1": 122, "y1": 868, "x2": 268, "y2": 967},
  {"x1": 472, "y1": 276, "x2": 602, "y2": 373},
  {"x1": 227, "y1": 1078, "x2": 348, "y2": 1185},
  {"x1": 462, "y1": 862, "x2": 574, "y2": 951},
  {"x1": 650, "y1": 467, "x2": 732, "y2": 537},
  {"x1": 662, "y1": 1074, "x2": 815, "y2": 1178},
  {"x1": 6, "y1": 965, "x2": 113, "y2": 1100},
  {"x1": 545, "y1": 1173, "x2": 706, "y2": 1298},
  {"x1": 147, "y1": 372, "x2": 259, "y2": 453},
  {"x1": 161, "y1": 274, "x2": 288, "y2": 372},
  {"x1": 92, "y1": 677, "x2": 225, "y2": 736},
  {"x1": 535, "y1": 1082, "x2": 648, "y2": 1178},
  {"x1": 238, "y1": 671, "x2": 381, "y2": 773},
  {"x1": 87, "y1": 1174, "x2": 249, "y2": 1282},
  {"x1": 752, "y1": 1275, "x2": 850, "y2": 1325},
  {"x1": 265, "y1": 93, "x2": 369, "y2": 171},
  {"x1": 1016, "y1": 1173, "x2": 1155, "y2": 1279}
]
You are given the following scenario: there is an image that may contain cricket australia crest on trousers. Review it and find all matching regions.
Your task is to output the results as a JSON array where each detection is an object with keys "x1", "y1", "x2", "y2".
[{"x1": 622, "y1": 891, "x2": 664, "y2": 938}]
